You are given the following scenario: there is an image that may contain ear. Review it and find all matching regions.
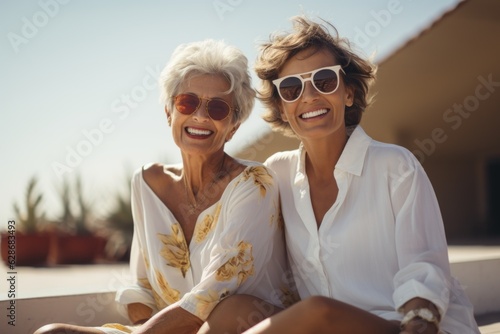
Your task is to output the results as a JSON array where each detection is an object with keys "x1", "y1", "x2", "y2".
[
  {"x1": 345, "y1": 85, "x2": 354, "y2": 107},
  {"x1": 165, "y1": 106, "x2": 172, "y2": 126},
  {"x1": 225, "y1": 123, "x2": 240, "y2": 142}
]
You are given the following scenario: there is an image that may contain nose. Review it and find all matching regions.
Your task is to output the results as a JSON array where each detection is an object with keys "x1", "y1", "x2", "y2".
[
  {"x1": 192, "y1": 100, "x2": 210, "y2": 121},
  {"x1": 301, "y1": 80, "x2": 319, "y2": 103}
]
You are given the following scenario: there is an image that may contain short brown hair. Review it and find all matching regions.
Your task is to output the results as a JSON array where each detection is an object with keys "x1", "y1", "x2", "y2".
[{"x1": 255, "y1": 16, "x2": 376, "y2": 137}]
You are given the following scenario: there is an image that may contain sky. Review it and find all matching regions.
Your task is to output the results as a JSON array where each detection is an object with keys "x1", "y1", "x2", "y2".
[{"x1": 0, "y1": 0, "x2": 461, "y2": 227}]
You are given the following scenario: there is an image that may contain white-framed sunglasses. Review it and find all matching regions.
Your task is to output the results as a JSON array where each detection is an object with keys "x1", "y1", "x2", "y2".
[{"x1": 272, "y1": 65, "x2": 345, "y2": 103}]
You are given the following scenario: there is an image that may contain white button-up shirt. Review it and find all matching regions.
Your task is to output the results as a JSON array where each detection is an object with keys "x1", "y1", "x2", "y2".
[{"x1": 265, "y1": 126, "x2": 479, "y2": 333}]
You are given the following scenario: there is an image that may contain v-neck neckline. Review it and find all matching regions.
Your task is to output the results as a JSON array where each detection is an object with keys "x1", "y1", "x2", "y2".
[{"x1": 140, "y1": 165, "x2": 249, "y2": 248}]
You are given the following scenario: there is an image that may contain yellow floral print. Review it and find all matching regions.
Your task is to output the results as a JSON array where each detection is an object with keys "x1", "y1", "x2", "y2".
[
  {"x1": 241, "y1": 166, "x2": 273, "y2": 197},
  {"x1": 194, "y1": 203, "x2": 222, "y2": 243},
  {"x1": 277, "y1": 210, "x2": 284, "y2": 231},
  {"x1": 138, "y1": 276, "x2": 167, "y2": 310},
  {"x1": 194, "y1": 288, "x2": 230, "y2": 320},
  {"x1": 153, "y1": 289, "x2": 167, "y2": 310},
  {"x1": 158, "y1": 224, "x2": 190, "y2": 277},
  {"x1": 219, "y1": 289, "x2": 230, "y2": 300},
  {"x1": 279, "y1": 285, "x2": 300, "y2": 308},
  {"x1": 102, "y1": 323, "x2": 135, "y2": 333},
  {"x1": 216, "y1": 241, "x2": 254, "y2": 286},
  {"x1": 155, "y1": 268, "x2": 180, "y2": 306},
  {"x1": 270, "y1": 200, "x2": 284, "y2": 230},
  {"x1": 138, "y1": 277, "x2": 152, "y2": 290},
  {"x1": 142, "y1": 248, "x2": 150, "y2": 270},
  {"x1": 194, "y1": 288, "x2": 229, "y2": 319}
]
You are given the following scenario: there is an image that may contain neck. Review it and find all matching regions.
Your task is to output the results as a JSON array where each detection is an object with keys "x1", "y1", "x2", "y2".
[
  {"x1": 301, "y1": 127, "x2": 347, "y2": 180},
  {"x1": 182, "y1": 151, "x2": 227, "y2": 197}
]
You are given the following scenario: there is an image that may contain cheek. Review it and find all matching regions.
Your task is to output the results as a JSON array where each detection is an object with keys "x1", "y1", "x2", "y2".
[
  {"x1": 280, "y1": 104, "x2": 290, "y2": 122},
  {"x1": 170, "y1": 116, "x2": 184, "y2": 137}
]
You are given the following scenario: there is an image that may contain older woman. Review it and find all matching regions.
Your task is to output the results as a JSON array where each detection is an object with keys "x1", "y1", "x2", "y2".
[
  {"x1": 243, "y1": 17, "x2": 480, "y2": 334},
  {"x1": 35, "y1": 39, "x2": 293, "y2": 334}
]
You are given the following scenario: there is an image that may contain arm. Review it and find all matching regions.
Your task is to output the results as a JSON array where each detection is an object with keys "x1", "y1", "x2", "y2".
[
  {"x1": 137, "y1": 166, "x2": 282, "y2": 333},
  {"x1": 128, "y1": 303, "x2": 153, "y2": 325},
  {"x1": 115, "y1": 171, "x2": 158, "y2": 321},
  {"x1": 176, "y1": 166, "x2": 283, "y2": 319},
  {"x1": 390, "y1": 154, "x2": 450, "y2": 333},
  {"x1": 134, "y1": 303, "x2": 203, "y2": 334}
]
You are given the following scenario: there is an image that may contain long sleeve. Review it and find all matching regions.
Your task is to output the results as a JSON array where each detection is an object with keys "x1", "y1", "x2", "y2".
[
  {"x1": 114, "y1": 172, "x2": 158, "y2": 318},
  {"x1": 267, "y1": 127, "x2": 479, "y2": 332},
  {"x1": 391, "y1": 153, "x2": 452, "y2": 317},
  {"x1": 177, "y1": 166, "x2": 284, "y2": 320}
]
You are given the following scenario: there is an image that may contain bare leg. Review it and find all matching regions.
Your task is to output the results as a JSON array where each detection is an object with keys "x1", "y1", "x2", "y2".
[
  {"x1": 34, "y1": 324, "x2": 105, "y2": 334},
  {"x1": 197, "y1": 294, "x2": 282, "y2": 334},
  {"x1": 243, "y1": 296, "x2": 400, "y2": 334}
]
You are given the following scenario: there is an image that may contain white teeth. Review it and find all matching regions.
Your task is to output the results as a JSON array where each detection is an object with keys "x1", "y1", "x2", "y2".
[
  {"x1": 301, "y1": 109, "x2": 328, "y2": 119},
  {"x1": 187, "y1": 127, "x2": 212, "y2": 136}
]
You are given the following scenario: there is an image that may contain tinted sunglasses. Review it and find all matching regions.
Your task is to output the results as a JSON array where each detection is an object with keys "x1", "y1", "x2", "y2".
[
  {"x1": 272, "y1": 65, "x2": 345, "y2": 103},
  {"x1": 173, "y1": 93, "x2": 236, "y2": 121}
]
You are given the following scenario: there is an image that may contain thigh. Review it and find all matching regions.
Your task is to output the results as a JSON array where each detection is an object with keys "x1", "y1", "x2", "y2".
[
  {"x1": 34, "y1": 323, "x2": 107, "y2": 334},
  {"x1": 197, "y1": 294, "x2": 282, "y2": 334},
  {"x1": 244, "y1": 296, "x2": 400, "y2": 334}
]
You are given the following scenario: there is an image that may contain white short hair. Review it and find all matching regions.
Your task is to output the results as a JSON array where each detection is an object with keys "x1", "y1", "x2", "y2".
[{"x1": 159, "y1": 39, "x2": 255, "y2": 124}]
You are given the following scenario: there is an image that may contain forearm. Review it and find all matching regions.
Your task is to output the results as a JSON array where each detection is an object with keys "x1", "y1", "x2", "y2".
[
  {"x1": 128, "y1": 303, "x2": 153, "y2": 325},
  {"x1": 134, "y1": 303, "x2": 203, "y2": 334}
]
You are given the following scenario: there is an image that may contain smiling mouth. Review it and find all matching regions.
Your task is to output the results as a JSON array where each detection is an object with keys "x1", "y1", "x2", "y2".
[
  {"x1": 185, "y1": 127, "x2": 213, "y2": 136},
  {"x1": 300, "y1": 108, "x2": 329, "y2": 119}
]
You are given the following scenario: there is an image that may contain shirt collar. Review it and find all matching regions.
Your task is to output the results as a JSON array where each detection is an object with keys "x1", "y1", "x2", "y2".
[
  {"x1": 297, "y1": 125, "x2": 371, "y2": 178},
  {"x1": 337, "y1": 125, "x2": 371, "y2": 176},
  {"x1": 295, "y1": 144, "x2": 307, "y2": 187}
]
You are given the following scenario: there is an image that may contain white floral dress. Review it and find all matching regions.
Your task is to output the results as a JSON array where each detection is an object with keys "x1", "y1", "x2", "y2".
[{"x1": 100, "y1": 162, "x2": 296, "y2": 333}]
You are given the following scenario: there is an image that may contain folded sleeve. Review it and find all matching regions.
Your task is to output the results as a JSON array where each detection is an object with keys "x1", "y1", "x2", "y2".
[
  {"x1": 390, "y1": 154, "x2": 452, "y2": 317},
  {"x1": 177, "y1": 166, "x2": 283, "y2": 320}
]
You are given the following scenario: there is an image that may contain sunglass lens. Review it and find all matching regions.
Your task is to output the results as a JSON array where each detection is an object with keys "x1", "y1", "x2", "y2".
[
  {"x1": 313, "y1": 69, "x2": 338, "y2": 93},
  {"x1": 175, "y1": 94, "x2": 199, "y2": 115},
  {"x1": 207, "y1": 99, "x2": 230, "y2": 120},
  {"x1": 279, "y1": 76, "x2": 303, "y2": 102}
]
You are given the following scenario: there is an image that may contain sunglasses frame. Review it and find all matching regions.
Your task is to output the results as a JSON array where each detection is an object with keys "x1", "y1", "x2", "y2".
[
  {"x1": 272, "y1": 65, "x2": 345, "y2": 103},
  {"x1": 172, "y1": 93, "x2": 236, "y2": 121}
]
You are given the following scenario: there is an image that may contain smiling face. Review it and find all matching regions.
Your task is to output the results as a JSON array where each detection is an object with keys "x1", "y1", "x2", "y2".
[
  {"x1": 277, "y1": 47, "x2": 353, "y2": 141},
  {"x1": 167, "y1": 74, "x2": 239, "y2": 156}
]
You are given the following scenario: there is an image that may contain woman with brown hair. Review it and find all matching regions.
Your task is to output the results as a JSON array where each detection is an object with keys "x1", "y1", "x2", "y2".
[{"x1": 248, "y1": 16, "x2": 480, "y2": 334}]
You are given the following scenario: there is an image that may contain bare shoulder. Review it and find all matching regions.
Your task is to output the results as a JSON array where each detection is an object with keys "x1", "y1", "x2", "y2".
[
  {"x1": 142, "y1": 163, "x2": 181, "y2": 189},
  {"x1": 225, "y1": 156, "x2": 247, "y2": 180}
]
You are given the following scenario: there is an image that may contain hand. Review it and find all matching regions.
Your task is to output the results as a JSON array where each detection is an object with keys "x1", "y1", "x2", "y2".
[{"x1": 400, "y1": 318, "x2": 439, "y2": 334}]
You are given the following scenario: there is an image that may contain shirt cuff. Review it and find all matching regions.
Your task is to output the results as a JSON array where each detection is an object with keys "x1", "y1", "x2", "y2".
[
  {"x1": 178, "y1": 289, "x2": 227, "y2": 321},
  {"x1": 115, "y1": 285, "x2": 158, "y2": 319},
  {"x1": 393, "y1": 279, "x2": 449, "y2": 317}
]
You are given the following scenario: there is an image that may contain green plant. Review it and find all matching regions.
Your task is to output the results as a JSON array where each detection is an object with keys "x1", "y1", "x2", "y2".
[
  {"x1": 56, "y1": 177, "x2": 74, "y2": 233},
  {"x1": 13, "y1": 176, "x2": 46, "y2": 234},
  {"x1": 55, "y1": 175, "x2": 93, "y2": 235},
  {"x1": 74, "y1": 175, "x2": 92, "y2": 235}
]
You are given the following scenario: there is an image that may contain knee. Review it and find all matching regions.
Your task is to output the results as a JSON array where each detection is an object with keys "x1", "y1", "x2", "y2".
[
  {"x1": 215, "y1": 294, "x2": 276, "y2": 317},
  {"x1": 300, "y1": 296, "x2": 343, "y2": 321},
  {"x1": 215, "y1": 294, "x2": 252, "y2": 310},
  {"x1": 302, "y1": 295, "x2": 334, "y2": 310},
  {"x1": 203, "y1": 294, "x2": 278, "y2": 333}
]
